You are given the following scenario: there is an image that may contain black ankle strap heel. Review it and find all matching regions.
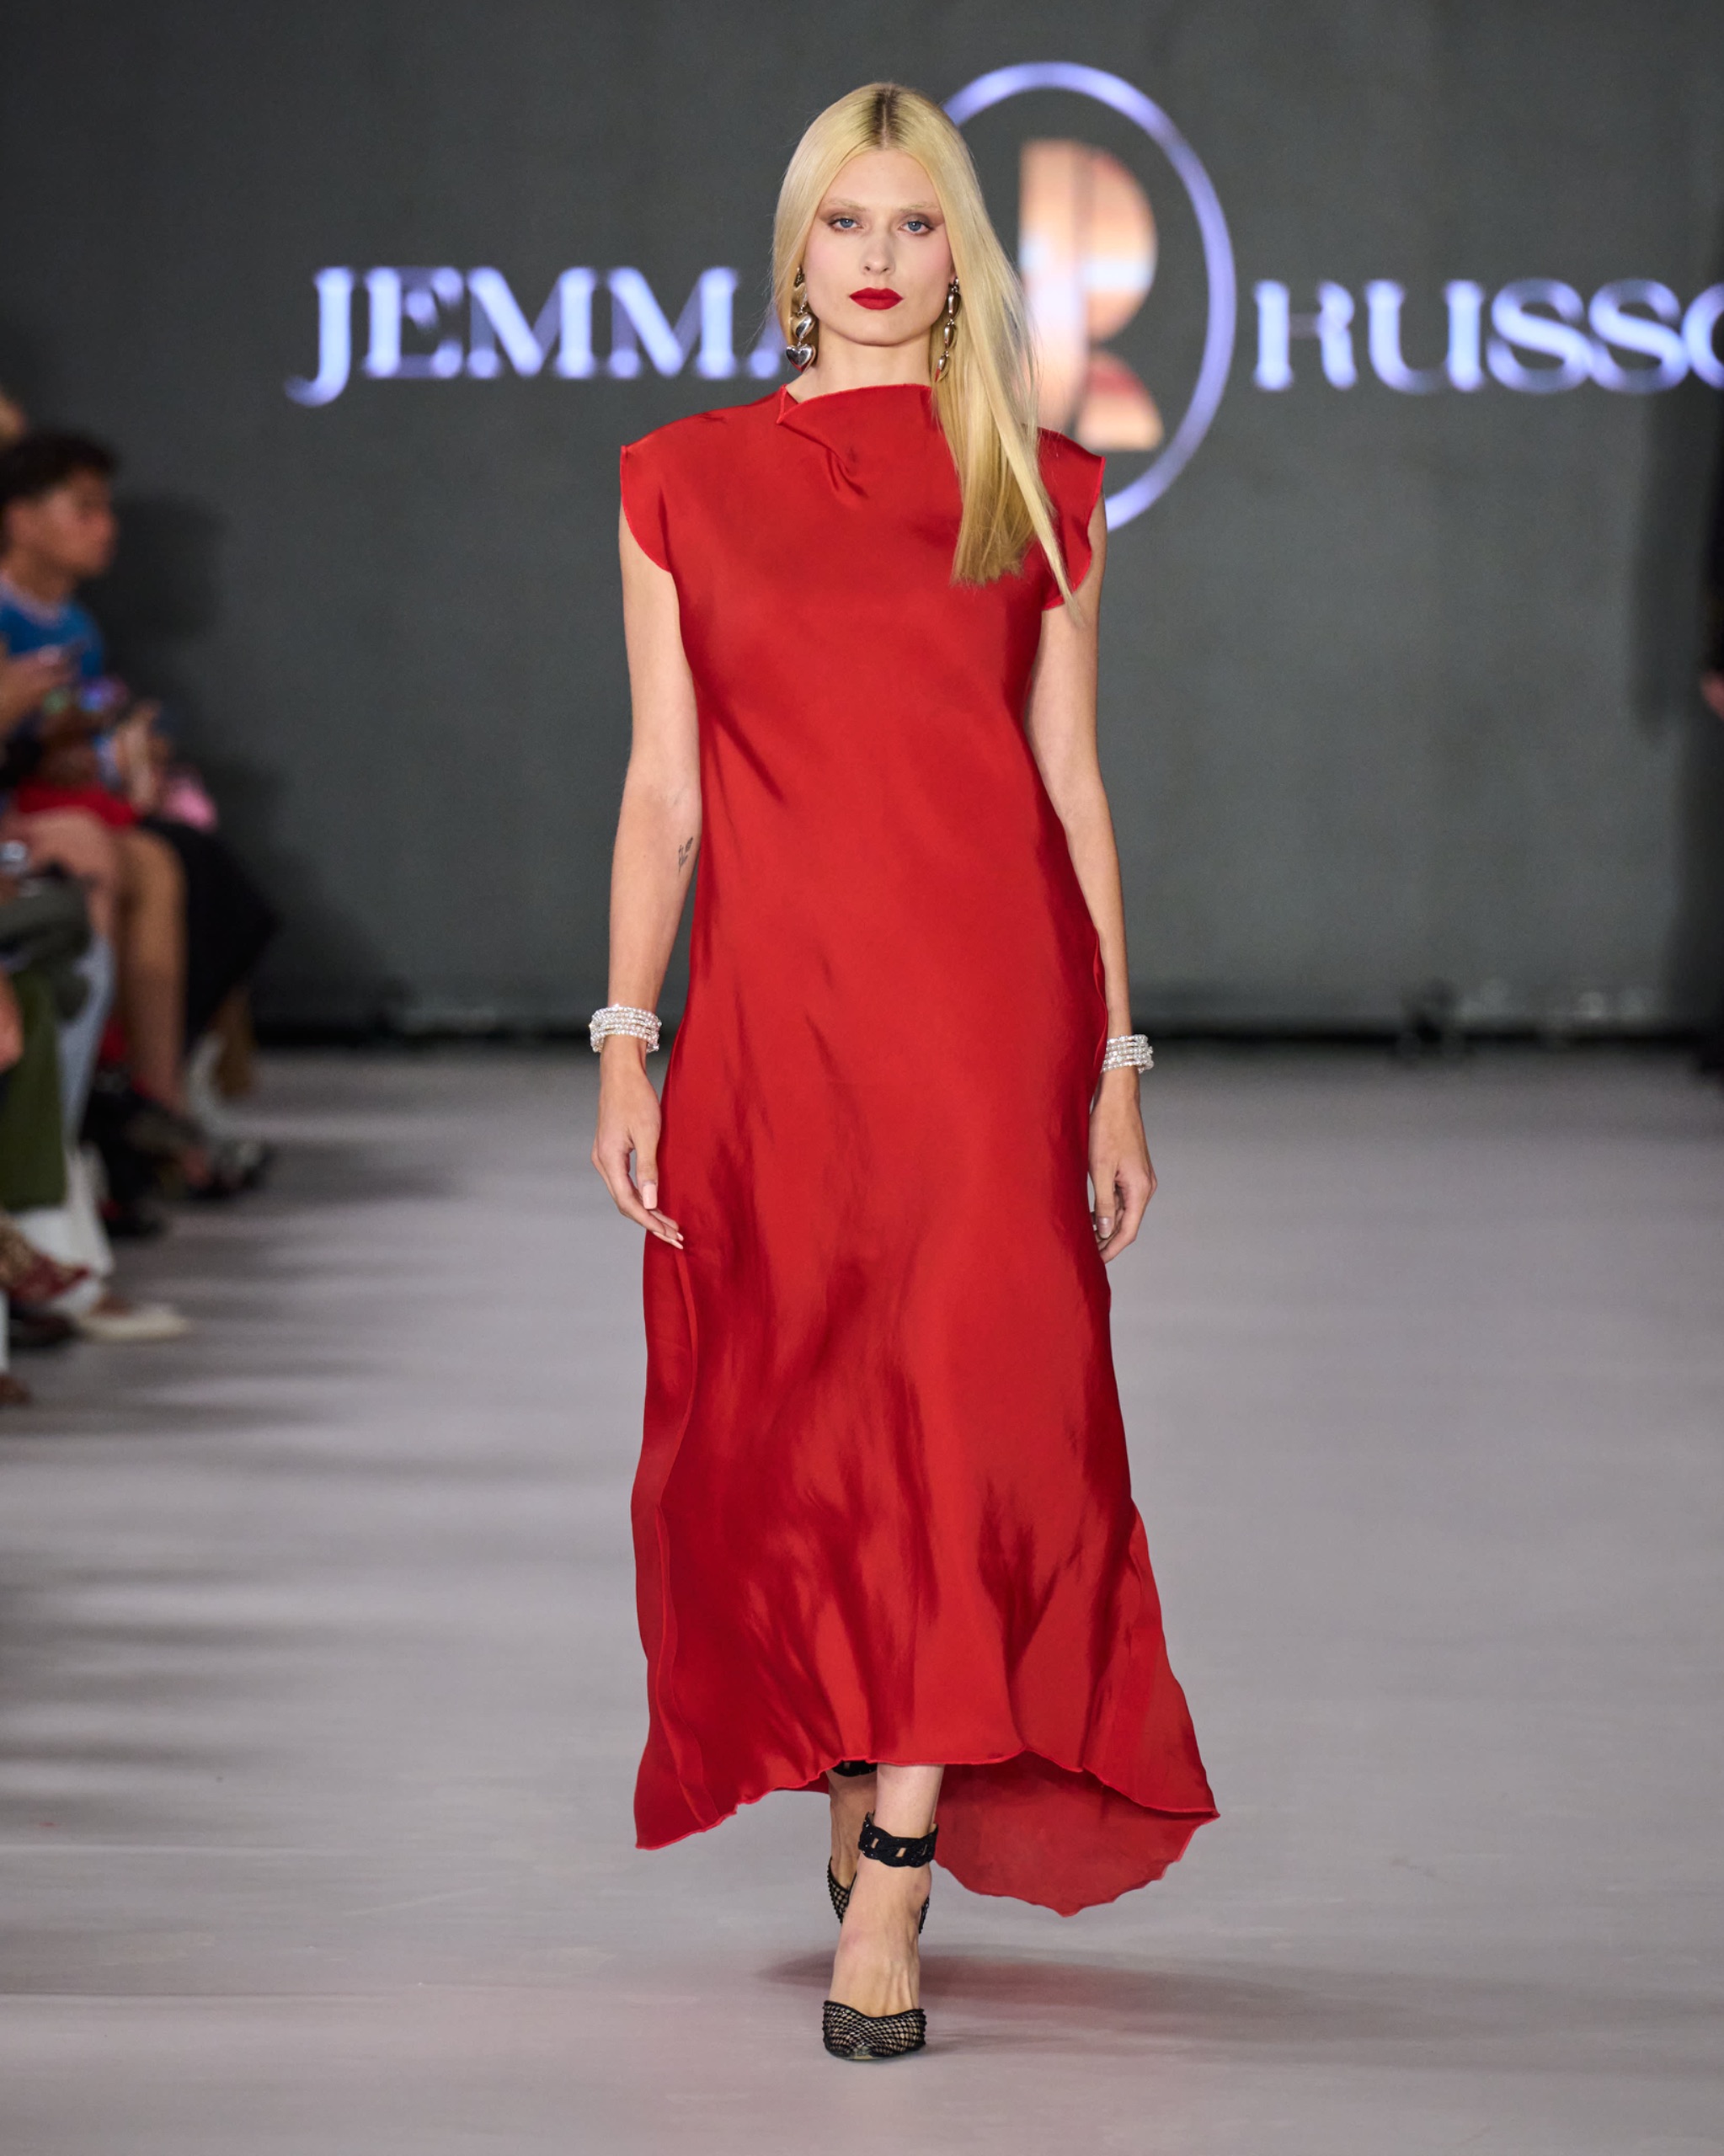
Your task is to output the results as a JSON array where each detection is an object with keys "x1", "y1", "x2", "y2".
[
  {"x1": 822, "y1": 1812, "x2": 939, "y2": 2061},
  {"x1": 857, "y1": 1816, "x2": 937, "y2": 1868},
  {"x1": 828, "y1": 1809, "x2": 933, "y2": 1931}
]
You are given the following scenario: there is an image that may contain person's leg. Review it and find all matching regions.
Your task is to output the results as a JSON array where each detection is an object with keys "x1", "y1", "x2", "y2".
[
  {"x1": 15, "y1": 1145, "x2": 191, "y2": 1341},
  {"x1": 114, "y1": 827, "x2": 187, "y2": 1111},
  {"x1": 0, "y1": 969, "x2": 69, "y2": 1214},
  {"x1": 55, "y1": 935, "x2": 115, "y2": 1139},
  {"x1": 0, "y1": 1289, "x2": 26, "y2": 1406},
  {"x1": 15, "y1": 1141, "x2": 114, "y2": 1282},
  {"x1": 138, "y1": 819, "x2": 278, "y2": 1054},
  {"x1": 7, "y1": 808, "x2": 120, "y2": 944},
  {"x1": 826, "y1": 1764, "x2": 878, "y2": 1894},
  {"x1": 828, "y1": 1762, "x2": 942, "y2": 2020},
  {"x1": 211, "y1": 988, "x2": 257, "y2": 1098},
  {"x1": 0, "y1": 972, "x2": 21, "y2": 1073}
]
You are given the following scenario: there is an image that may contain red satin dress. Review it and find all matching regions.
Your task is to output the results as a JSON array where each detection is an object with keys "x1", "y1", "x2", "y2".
[{"x1": 619, "y1": 383, "x2": 1214, "y2": 1914}]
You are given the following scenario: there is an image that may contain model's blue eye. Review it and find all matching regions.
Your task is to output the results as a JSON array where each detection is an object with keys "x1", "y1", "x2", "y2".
[
  {"x1": 905, "y1": 218, "x2": 931, "y2": 233},
  {"x1": 830, "y1": 216, "x2": 858, "y2": 230}
]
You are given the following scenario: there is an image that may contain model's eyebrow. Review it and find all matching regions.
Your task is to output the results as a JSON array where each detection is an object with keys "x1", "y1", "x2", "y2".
[{"x1": 819, "y1": 196, "x2": 943, "y2": 217}]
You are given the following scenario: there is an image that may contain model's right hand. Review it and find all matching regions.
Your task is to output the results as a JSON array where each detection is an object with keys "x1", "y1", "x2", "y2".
[{"x1": 592, "y1": 1042, "x2": 683, "y2": 1247}]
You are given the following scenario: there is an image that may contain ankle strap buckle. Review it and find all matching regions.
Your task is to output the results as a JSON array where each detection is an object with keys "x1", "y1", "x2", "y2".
[{"x1": 857, "y1": 1812, "x2": 938, "y2": 1869}]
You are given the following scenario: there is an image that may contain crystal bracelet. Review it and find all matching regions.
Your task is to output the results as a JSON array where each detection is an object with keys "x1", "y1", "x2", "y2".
[
  {"x1": 1101, "y1": 1034, "x2": 1153, "y2": 1074},
  {"x1": 590, "y1": 1004, "x2": 661, "y2": 1053}
]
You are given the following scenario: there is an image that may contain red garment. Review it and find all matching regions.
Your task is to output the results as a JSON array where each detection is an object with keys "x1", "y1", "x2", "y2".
[
  {"x1": 11, "y1": 782, "x2": 136, "y2": 829},
  {"x1": 620, "y1": 385, "x2": 1215, "y2": 1914}
]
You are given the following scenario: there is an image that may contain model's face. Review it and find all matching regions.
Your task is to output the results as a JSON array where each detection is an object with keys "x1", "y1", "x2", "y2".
[
  {"x1": 800, "y1": 149, "x2": 954, "y2": 363},
  {"x1": 4, "y1": 473, "x2": 117, "y2": 580}
]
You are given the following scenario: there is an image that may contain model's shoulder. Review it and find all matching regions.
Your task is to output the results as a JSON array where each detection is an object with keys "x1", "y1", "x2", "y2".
[
  {"x1": 1027, "y1": 433, "x2": 1107, "y2": 606},
  {"x1": 1036, "y1": 430, "x2": 1105, "y2": 522},
  {"x1": 620, "y1": 395, "x2": 781, "y2": 571},
  {"x1": 622, "y1": 392, "x2": 781, "y2": 467},
  {"x1": 1036, "y1": 429, "x2": 1104, "y2": 482}
]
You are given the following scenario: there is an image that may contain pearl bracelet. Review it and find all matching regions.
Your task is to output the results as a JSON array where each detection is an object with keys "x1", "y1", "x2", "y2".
[
  {"x1": 590, "y1": 1004, "x2": 661, "y2": 1053},
  {"x1": 1101, "y1": 1034, "x2": 1153, "y2": 1074}
]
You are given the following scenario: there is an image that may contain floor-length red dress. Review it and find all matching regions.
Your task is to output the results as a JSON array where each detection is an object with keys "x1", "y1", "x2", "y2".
[{"x1": 620, "y1": 382, "x2": 1215, "y2": 1915}]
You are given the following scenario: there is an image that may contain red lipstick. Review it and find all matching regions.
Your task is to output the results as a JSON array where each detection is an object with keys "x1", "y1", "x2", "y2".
[{"x1": 850, "y1": 288, "x2": 902, "y2": 310}]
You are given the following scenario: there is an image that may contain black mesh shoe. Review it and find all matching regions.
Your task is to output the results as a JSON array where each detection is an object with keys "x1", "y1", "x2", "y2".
[
  {"x1": 821, "y1": 1999, "x2": 926, "y2": 2061},
  {"x1": 822, "y1": 1814, "x2": 938, "y2": 2061}
]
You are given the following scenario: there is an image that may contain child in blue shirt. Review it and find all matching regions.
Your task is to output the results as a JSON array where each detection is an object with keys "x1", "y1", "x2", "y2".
[{"x1": 0, "y1": 434, "x2": 125, "y2": 792}]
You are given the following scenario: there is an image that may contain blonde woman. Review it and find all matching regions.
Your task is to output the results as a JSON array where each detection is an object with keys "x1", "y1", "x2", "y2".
[{"x1": 593, "y1": 83, "x2": 1215, "y2": 2060}]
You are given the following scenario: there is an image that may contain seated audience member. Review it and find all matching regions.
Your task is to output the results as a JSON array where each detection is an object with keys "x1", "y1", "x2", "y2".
[
  {"x1": 0, "y1": 858, "x2": 187, "y2": 1374},
  {"x1": 0, "y1": 431, "x2": 274, "y2": 1203},
  {"x1": 0, "y1": 966, "x2": 83, "y2": 1397},
  {"x1": 0, "y1": 435, "x2": 189, "y2": 1120},
  {"x1": 0, "y1": 988, "x2": 185, "y2": 1399},
  {"x1": 0, "y1": 397, "x2": 268, "y2": 1403}
]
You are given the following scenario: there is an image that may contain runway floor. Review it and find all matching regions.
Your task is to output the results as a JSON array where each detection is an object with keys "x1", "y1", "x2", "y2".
[{"x1": 1, "y1": 1047, "x2": 1720, "y2": 2153}]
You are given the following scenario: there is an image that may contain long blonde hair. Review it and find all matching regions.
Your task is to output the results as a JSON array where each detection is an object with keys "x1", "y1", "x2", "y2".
[{"x1": 771, "y1": 83, "x2": 1073, "y2": 601}]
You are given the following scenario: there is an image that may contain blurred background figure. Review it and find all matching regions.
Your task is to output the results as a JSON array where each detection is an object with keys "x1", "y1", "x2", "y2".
[{"x1": 0, "y1": 404, "x2": 282, "y2": 1396}]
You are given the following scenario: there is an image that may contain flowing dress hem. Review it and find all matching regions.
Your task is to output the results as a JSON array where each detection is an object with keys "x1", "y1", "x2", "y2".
[{"x1": 634, "y1": 1739, "x2": 1217, "y2": 1915}]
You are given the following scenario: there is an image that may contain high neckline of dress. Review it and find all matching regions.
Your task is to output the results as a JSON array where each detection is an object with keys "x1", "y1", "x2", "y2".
[
  {"x1": 777, "y1": 381, "x2": 930, "y2": 408},
  {"x1": 774, "y1": 381, "x2": 939, "y2": 461}
]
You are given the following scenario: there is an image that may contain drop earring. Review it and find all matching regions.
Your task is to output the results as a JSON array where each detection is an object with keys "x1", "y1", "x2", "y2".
[
  {"x1": 934, "y1": 277, "x2": 960, "y2": 382},
  {"x1": 787, "y1": 269, "x2": 817, "y2": 371}
]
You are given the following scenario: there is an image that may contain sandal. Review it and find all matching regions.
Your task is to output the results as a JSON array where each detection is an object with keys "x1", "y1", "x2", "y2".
[
  {"x1": 0, "y1": 1218, "x2": 91, "y2": 1308},
  {"x1": 822, "y1": 1813, "x2": 937, "y2": 2062}
]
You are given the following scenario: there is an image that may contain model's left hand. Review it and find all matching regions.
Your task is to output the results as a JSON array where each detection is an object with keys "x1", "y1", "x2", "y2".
[{"x1": 1090, "y1": 1068, "x2": 1156, "y2": 1262}]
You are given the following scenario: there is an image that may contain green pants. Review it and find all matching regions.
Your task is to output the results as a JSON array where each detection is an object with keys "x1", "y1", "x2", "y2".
[{"x1": 0, "y1": 968, "x2": 68, "y2": 1211}]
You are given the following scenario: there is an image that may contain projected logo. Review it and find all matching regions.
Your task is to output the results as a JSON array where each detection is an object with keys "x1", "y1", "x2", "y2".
[
  {"x1": 944, "y1": 64, "x2": 1236, "y2": 529},
  {"x1": 1017, "y1": 141, "x2": 1161, "y2": 451}
]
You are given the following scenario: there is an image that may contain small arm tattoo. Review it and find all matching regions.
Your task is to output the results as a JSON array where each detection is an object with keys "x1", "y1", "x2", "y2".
[{"x1": 677, "y1": 835, "x2": 696, "y2": 870}]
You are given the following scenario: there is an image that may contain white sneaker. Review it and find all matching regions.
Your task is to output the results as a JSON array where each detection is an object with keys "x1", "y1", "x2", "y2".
[{"x1": 74, "y1": 1299, "x2": 192, "y2": 1343}]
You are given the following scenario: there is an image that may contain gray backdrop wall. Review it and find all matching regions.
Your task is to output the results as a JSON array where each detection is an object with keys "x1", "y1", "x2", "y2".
[{"x1": 3, "y1": 0, "x2": 1722, "y2": 1032}]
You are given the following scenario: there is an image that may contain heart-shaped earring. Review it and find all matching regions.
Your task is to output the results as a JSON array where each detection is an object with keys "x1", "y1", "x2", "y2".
[{"x1": 787, "y1": 269, "x2": 817, "y2": 370}]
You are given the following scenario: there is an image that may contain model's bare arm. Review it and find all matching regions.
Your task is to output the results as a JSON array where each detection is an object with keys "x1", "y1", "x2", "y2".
[
  {"x1": 591, "y1": 509, "x2": 702, "y2": 1246},
  {"x1": 1022, "y1": 500, "x2": 1156, "y2": 1261}
]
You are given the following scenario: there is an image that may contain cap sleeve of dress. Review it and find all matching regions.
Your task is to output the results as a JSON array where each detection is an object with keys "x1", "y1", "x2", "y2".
[
  {"x1": 1037, "y1": 432, "x2": 1106, "y2": 610},
  {"x1": 619, "y1": 434, "x2": 673, "y2": 573}
]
